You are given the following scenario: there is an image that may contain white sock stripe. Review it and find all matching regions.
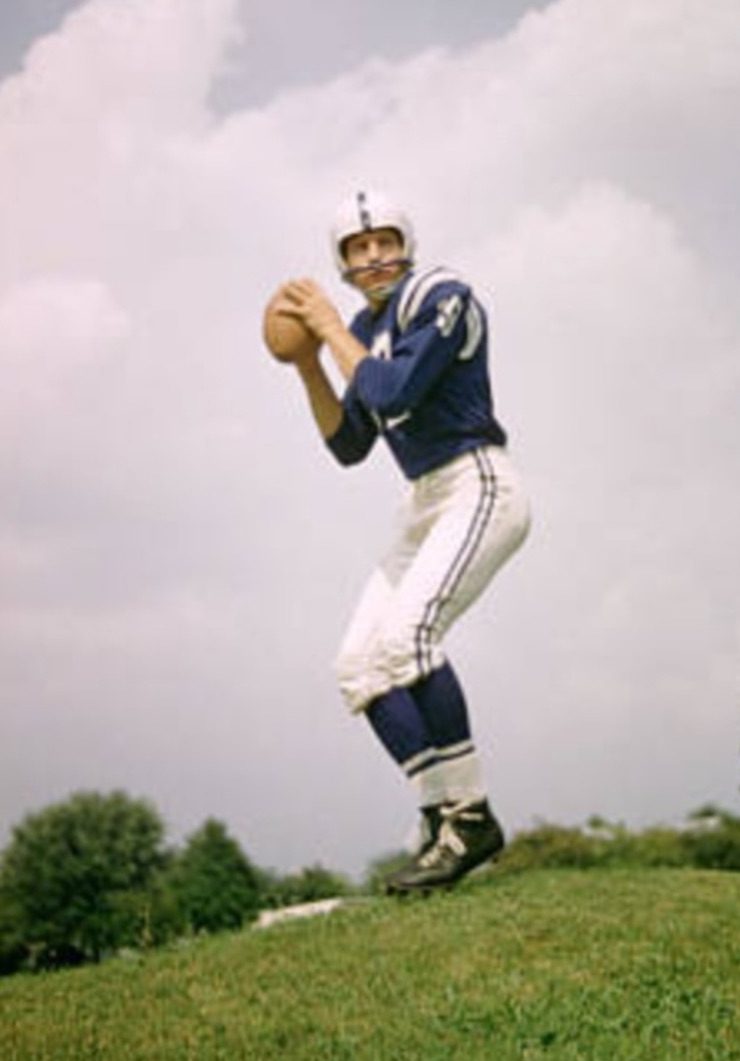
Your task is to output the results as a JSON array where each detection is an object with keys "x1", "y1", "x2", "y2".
[
  {"x1": 435, "y1": 740, "x2": 475, "y2": 762},
  {"x1": 401, "y1": 747, "x2": 439, "y2": 777}
]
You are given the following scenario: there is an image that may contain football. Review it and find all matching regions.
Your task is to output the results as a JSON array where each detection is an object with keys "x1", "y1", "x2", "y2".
[{"x1": 262, "y1": 288, "x2": 319, "y2": 363}]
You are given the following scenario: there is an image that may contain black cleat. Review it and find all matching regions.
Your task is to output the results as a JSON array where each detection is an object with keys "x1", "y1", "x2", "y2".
[
  {"x1": 386, "y1": 799, "x2": 504, "y2": 894},
  {"x1": 382, "y1": 803, "x2": 449, "y2": 895}
]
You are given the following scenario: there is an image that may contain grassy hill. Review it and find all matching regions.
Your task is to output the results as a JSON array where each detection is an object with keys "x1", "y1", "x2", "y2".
[{"x1": 1, "y1": 867, "x2": 738, "y2": 1060}]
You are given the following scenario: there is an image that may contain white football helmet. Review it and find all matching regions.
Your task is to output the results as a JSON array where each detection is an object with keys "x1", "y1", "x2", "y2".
[{"x1": 331, "y1": 189, "x2": 415, "y2": 279}]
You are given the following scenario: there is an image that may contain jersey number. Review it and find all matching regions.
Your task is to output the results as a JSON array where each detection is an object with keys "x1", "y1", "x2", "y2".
[
  {"x1": 370, "y1": 331, "x2": 392, "y2": 361},
  {"x1": 435, "y1": 294, "x2": 463, "y2": 338}
]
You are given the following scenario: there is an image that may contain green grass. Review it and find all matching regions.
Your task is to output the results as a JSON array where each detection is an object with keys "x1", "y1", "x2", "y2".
[{"x1": 1, "y1": 868, "x2": 738, "y2": 1060}]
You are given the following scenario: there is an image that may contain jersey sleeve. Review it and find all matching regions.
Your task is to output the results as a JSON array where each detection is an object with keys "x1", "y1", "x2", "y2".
[
  {"x1": 352, "y1": 276, "x2": 478, "y2": 420},
  {"x1": 325, "y1": 382, "x2": 379, "y2": 466}
]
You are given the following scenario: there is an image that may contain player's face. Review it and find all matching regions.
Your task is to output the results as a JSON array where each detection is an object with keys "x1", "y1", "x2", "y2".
[{"x1": 342, "y1": 227, "x2": 407, "y2": 298}]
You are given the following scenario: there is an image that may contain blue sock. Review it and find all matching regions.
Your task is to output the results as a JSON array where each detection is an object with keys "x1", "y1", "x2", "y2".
[
  {"x1": 409, "y1": 662, "x2": 472, "y2": 750},
  {"x1": 366, "y1": 688, "x2": 438, "y2": 779},
  {"x1": 409, "y1": 663, "x2": 485, "y2": 806}
]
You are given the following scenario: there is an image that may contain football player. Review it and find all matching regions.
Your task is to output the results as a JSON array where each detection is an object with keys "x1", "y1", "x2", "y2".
[{"x1": 280, "y1": 190, "x2": 530, "y2": 893}]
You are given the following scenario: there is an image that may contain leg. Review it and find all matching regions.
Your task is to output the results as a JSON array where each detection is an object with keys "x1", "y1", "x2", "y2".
[
  {"x1": 408, "y1": 662, "x2": 485, "y2": 805},
  {"x1": 365, "y1": 688, "x2": 439, "y2": 790},
  {"x1": 335, "y1": 523, "x2": 445, "y2": 804},
  {"x1": 365, "y1": 688, "x2": 453, "y2": 866},
  {"x1": 382, "y1": 448, "x2": 529, "y2": 891},
  {"x1": 338, "y1": 449, "x2": 529, "y2": 888},
  {"x1": 334, "y1": 487, "x2": 429, "y2": 713},
  {"x1": 365, "y1": 673, "x2": 481, "y2": 813},
  {"x1": 336, "y1": 448, "x2": 529, "y2": 712},
  {"x1": 378, "y1": 447, "x2": 530, "y2": 693},
  {"x1": 333, "y1": 567, "x2": 398, "y2": 714}
]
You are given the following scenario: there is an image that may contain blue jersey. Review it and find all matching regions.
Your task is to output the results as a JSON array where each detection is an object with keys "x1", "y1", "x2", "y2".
[{"x1": 326, "y1": 267, "x2": 507, "y2": 480}]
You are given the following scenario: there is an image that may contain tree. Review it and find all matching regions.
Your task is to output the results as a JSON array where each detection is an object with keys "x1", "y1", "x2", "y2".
[
  {"x1": 0, "y1": 790, "x2": 168, "y2": 969},
  {"x1": 0, "y1": 894, "x2": 27, "y2": 975},
  {"x1": 169, "y1": 819, "x2": 260, "y2": 933}
]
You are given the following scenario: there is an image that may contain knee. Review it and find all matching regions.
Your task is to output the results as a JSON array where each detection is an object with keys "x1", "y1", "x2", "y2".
[
  {"x1": 333, "y1": 645, "x2": 382, "y2": 713},
  {"x1": 333, "y1": 624, "x2": 444, "y2": 711},
  {"x1": 333, "y1": 634, "x2": 415, "y2": 713},
  {"x1": 375, "y1": 628, "x2": 413, "y2": 676},
  {"x1": 333, "y1": 645, "x2": 364, "y2": 691},
  {"x1": 375, "y1": 623, "x2": 442, "y2": 686}
]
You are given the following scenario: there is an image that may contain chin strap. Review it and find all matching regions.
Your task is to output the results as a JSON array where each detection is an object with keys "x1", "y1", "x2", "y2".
[{"x1": 341, "y1": 257, "x2": 413, "y2": 282}]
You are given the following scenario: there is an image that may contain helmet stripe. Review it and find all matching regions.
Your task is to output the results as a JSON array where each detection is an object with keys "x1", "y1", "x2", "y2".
[{"x1": 356, "y1": 190, "x2": 372, "y2": 230}]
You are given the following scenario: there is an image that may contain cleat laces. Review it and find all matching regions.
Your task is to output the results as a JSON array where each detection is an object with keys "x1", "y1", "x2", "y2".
[{"x1": 417, "y1": 801, "x2": 483, "y2": 868}]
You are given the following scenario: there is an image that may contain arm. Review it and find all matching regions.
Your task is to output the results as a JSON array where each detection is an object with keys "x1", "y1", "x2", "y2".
[{"x1": 293, "y1": 348, "x2": 379, "y2": 466}]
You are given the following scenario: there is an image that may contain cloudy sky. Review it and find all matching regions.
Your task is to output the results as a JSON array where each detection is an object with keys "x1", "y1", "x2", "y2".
[{"x1": 1, "y1": 0, "x2": 738, "y2": 879}]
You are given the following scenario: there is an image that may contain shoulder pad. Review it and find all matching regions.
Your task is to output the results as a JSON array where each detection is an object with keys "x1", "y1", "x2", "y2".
[{"x1": 396, "y1": 267, "x2": 466, "y2": 333}]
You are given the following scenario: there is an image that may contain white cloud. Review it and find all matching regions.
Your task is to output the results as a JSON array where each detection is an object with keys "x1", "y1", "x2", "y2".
[
  {"x1": 0, "y1": 277, "x2": 129, "y2": 422},
  {"x1": 1, "y1": 0, "x2": 738, "y2": 874}
]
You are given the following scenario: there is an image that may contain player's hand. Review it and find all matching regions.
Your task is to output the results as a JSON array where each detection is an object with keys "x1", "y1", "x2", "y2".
[{"x1": 281, "y1": 279, "x2": 345, "y2": 343}]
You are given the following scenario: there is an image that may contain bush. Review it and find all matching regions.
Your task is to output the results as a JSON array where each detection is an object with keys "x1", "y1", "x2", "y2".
[
  {"x1": 498, "y1": 822, "x2": 602, "y2": 872},
  {"x1": 0, "y1": 790, "x2": 169, "y2": 969},
  {"x1": 260, "y1": 863, "x2": 354, "y2": 908},
  {"x1": 168, "y1": 819, "x2": 261, "y2": 933},
  {"x1": 105, "y1": 873, "x2": 188, "y2": 951},
  {"x1": 494, "y1": 808, "x2": 740, "y2": 876},
  {"x1": 682, "y1": 807, "x2": 740, "y2": 871}
]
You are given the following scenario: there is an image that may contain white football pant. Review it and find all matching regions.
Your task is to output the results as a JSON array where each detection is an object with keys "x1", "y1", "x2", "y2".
[{"x1": 335, "y1": 445, "x2": 531, "y2": 713}]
